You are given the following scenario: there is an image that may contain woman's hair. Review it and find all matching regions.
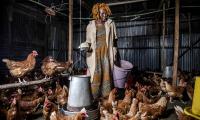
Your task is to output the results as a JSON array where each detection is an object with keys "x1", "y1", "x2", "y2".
[{"x1": 92, "y1": 3, "x2": 112, "y2": 20}]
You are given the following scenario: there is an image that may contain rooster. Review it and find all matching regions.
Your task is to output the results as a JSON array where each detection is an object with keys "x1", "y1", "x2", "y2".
[
  {"x1": 50, "y1": 108, "x2": 88, "y2": 120},
  {"x1": 139, "y1": 96, "x2": 168, "y2": 120},
  {"x1": 2, "y1": 50, "x2": 38, "y2": 83}
]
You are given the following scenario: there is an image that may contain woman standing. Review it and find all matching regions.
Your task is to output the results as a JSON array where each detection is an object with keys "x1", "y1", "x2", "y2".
[{"x1": 80, "y1": 3, "x2": 118, "y2": 99}]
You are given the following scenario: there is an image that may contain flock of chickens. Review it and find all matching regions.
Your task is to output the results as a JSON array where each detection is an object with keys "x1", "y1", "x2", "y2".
[
  {"x1": 0, "y1": 50, "x2": 196, "y2": 120},
  {"x1": 2, "y1": 50, "x2": 72, "y2": 83},
  {"x1": 99, "y1": 72, "x2": 195, "y2": 120},
  {"x1": 0, "y1": 81, "x2": 88, "y2": 120}
]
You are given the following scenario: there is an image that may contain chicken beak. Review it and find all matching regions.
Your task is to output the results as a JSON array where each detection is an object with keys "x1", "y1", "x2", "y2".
[{"x1": 85, "y1": 113, "x2": 89, "y2": 117}]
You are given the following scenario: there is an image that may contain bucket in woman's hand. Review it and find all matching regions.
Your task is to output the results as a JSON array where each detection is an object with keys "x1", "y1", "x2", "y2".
[{"x1": 113, "y1": 60, "x2": 133, "y2": 88}]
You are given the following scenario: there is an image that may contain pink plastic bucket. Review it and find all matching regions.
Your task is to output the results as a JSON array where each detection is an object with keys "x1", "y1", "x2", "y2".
[{"x1": 113, "y1": 60, "x2": 133, "y2": 88}]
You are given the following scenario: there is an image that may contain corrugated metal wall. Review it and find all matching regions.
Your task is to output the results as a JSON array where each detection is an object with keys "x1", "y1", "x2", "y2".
[
  {"x1": 73, "y1": 16, "x2": 200, "y2": 72},
  {"x1": 0, "y1": 4, "x2": 67, "y2": 78}
]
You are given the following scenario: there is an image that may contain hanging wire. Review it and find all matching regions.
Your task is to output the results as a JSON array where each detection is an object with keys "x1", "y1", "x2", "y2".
[{"x1": 79, "y1": 0, "x2": 82, "y2": 68}]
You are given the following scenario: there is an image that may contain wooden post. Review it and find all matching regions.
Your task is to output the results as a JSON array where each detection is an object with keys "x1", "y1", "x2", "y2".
[
  {"x1": 172, "y1": 0, "x2": 180, "y2": 86},
  {"x1": 161, "y1": 2, "x2": 166, "y2": 71},
  {"x1": 68, "y1": 0, "x2": 73, "y2": 61}
]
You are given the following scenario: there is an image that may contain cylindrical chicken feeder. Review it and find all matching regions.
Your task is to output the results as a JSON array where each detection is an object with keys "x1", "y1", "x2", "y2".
[
  {"x1": 162, "y1": 66, "x2": 173, "y2": 78},
  {"x1": 67, "y1": 75, "x2": 93, "y2": 112}
]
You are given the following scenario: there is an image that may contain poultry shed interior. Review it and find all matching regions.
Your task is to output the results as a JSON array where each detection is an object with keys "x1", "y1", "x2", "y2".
[{"x1": 1, "y1": 0, "x2": 200, "y2": 120}]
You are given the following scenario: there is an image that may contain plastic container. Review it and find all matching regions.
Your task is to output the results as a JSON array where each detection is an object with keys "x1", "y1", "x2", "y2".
[
  {"x1": 113, "y1": 60, "x2": 133, "y2": 88},
  {"x1": 184, "y1": 77, "x2": 200, "y2": 119}
]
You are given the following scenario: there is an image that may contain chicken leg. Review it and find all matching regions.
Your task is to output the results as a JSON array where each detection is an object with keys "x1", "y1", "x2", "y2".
[
  {"x1": 18, "y1": 78, "x2": 27, "y2": 83},
  {"x1": 18, "y1": 78, "x2": 23, "y2": 84},
  {"x1": 22, "y1": 79, "x2": 27, "y2": 83}
]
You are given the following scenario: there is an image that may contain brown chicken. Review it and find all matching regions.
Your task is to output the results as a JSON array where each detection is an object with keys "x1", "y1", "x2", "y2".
[
  {"x1": 19, "y1": 96, "x2": 44, "y2": 111},
  {"x1": 128, "y1": 111, "x2": 143, "y2": 120},
  {"x1": 56, "y1": 85, "x2": 68, "y2": 108},
  {"x1": 7, "y1": 98, "x2": 20, "y2": 120},
  {"x1": 41, "y1": 56, "x2": 58, "y2": 79},
  {"x1": 55, "y1": 81, "x2": 63, "y2": 95},
  {"x1": 55, "y1": 60, "x2": 73, "y2": 74},
  {"x1": 101, "y1": 88, "x2": 118, "y2": 113},
  {"x1": 2, "y1": 50, "x2": 38, "y2": 83},
  {"x1": 19, "y1": 86, "x2": 45, "y2": 101},
  {"x1": 174, "y1": 105, "x2": 193, "y2": 120},
  {"x1": 50, "y1": 108, "x2": 88, "y2": 120},
  {"x1": 139, "y1": 96, "x2": 168, "y2": 120},
  {"x1": 160, "y1": 79, "x2": 167, "y2": 92},
  {"x1": 126, "y1": 98, "x2": 139, "y2": 118},
  {"x1": 164, "y1": 81, "x2": 185, "y2": 102},
  {"x1": 101, "y1": 109, "x2": 117, "y2": 120},
  {"x1": 117, "y1": 89, "x2": 135, "y2": 114},
  {"x1": 186, "y1": 84, "x2": 194, "y2": 100},
  {"x1": 43, "y1": 96, "x2": 58, "y2": 120}
]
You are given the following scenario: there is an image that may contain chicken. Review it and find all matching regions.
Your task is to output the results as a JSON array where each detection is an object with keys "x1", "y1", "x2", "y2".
[
  {"x1": 2, "y1": 50, "x2": 38, "y2": 83},
  {"x1": 174, "y1": 105, "x2": 193, "y2": 120},
  {"x1": 19, "y1": 96, "x2": 44, "y2": 111},
  {"x1": 55, "y1": 60, "x2": 73, "y2": 74},
  {"x1": 186, "y1": 84, "x2": 194, "y2": 100},
  {"x1": 43, "y1": 96, "x2": 58, "y2": 120},
  {"x1": 101, "y1": 110, "x2": 116, "y2": 120},
  {"x1": 164, "y1": 81, "x2": 185, "y2": 102},
  {"x1": 41, "y1": 56, "x2": 58, "y2": 79},
  {"x1": 55, "y1": 81, "x2": 63, "y2": 96},
  {"x1": 7, "y1": 98, "x2": 20, "y2": 120},
  {"x1": 50, "y1": 108, "x2": 88, "y2": 120},
  {"x1": 117, "y1": 89, "x2": 135, "y2": 114},
  {"x1": 139, "y1": 96, "x2": 168, "y2": 120},
  {"x1": 101, "y1": 88, "x2": 118, "y2": 113},
  {"x1": 19, "y1": 86, "x2": 45, "y2": 101},
  {"x1": 126, "y1": 98, "x2": 139, "y2": 118},
  {"x1": 47, "y1": 88, "x2": 57, "y2": 103},
  {"x1": 160, "y1": 79, "x2": 167, "y2": 92},
  {"x1": 152, "y1": 73, "x2": 161, "y2": 86},
  {"x1": 56, "y1": 85, "x2": 68, "y2": 108},
  {"x1": 135, "y1": 82, "x2": 156, "y2": 104},
  {"x1": 128, "y1": 111, "x2": 142, "y2": 120}
]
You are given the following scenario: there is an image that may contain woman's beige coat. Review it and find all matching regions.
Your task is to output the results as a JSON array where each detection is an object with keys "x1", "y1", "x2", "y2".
[{"x1": 84, "y1": 19, "x2": 118, "y2": 82}]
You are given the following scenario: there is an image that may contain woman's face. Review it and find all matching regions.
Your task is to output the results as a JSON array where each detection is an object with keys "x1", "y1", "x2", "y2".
[{"x1": 99, "y1": 8, "x2": 107, "y2": 21}]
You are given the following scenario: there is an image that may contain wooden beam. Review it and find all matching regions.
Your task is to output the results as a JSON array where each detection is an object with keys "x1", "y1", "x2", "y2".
[
  {"x1": 107, "y1": 0, "x2": 148, "y2": 6},
  {"x1": 172, "y1": 0, "x2": 180, "y2": 86},
  {"x1": 0, "y1": 78, "x2": 51, "y2": 90},
  {"x1": 161, "y1": 2, "x2": 166, "y2": 71},
  {"x1": 68, "y1": 0, "x2": 73, "y2": 61}
]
